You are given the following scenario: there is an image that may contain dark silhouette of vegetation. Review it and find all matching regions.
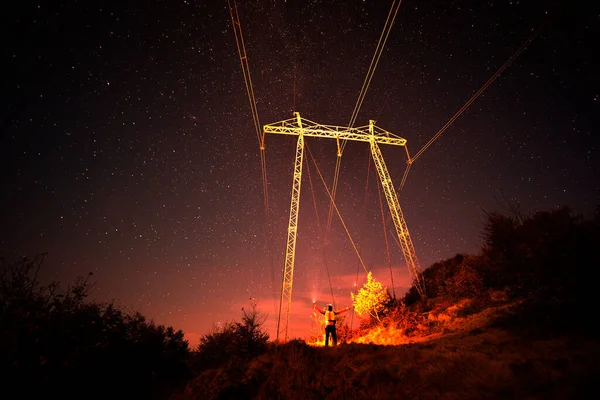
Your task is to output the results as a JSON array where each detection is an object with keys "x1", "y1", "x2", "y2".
[
  {"x1": 192, "y1": 299, "x2": 269, "y2": 373},
  {"x1": 0, "y1": 254, "x2": 190, "y2": 400},
  {"x1": 403, "y1": 206, "x2": 599, "y2": 335},
  {"x1": 482, "y1": 207, "x2": 598, "y2": 333},
  {"x1": 332, "y1": 314, "x2": 352, "y2": 343},
  {"x1": 179, "y1": 301, "x2": 269, "y2": 398}
]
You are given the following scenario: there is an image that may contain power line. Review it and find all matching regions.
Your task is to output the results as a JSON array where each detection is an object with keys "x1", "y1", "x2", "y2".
[
  {"x1": 306, "y1": 145, "x2": 369, "y2": 275},
  {"x1": 227, "y1": 0, "x2": 277, "y2": 312},
  {"x1": 325, "y1": 0, "x2": 404, "y2": 274},
  {"x1": 400, "y1": 17, "x2": 551, "y2": 190}
]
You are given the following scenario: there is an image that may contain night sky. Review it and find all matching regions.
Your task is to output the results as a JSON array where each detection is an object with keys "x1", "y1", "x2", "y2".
[{"x1": 2, "y1": 1, "x2": 598, "y2": 343}]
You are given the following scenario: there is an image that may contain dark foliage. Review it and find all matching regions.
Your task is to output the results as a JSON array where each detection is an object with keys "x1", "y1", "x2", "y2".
[
  {"x1": 403, "y1": 206, "x2": 600, "y2": 335},
  {"x1": 482, "y1": 207, "x2": 597, "y2": 292},
  {"x1": 403, "y1": 254, "x2": 465, "y2": 305},
  {"x1": 0, "y1": 255, "x2": 190, "y2": 400},
  {"x1": 332, "y1": 314, "x2": 352, "y2": 343},
  {"x1": 404, "y1": 254, "x2": 485, "y2": 307},
  {"x1": 192, "y1": 300, "x2": 269, "y2": 373},
  {"x1": 481, "y1": 207, "x2": 598, "y2": 332}
]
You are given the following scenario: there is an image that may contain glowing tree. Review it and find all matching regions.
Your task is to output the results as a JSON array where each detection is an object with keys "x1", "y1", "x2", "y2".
[{"x1": 351, "y1": 272, "x2": 390, "y2": 323}]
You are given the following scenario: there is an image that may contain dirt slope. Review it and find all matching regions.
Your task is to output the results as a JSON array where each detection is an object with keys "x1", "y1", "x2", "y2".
[{"x1": 174, "y1": 304, "x2": 599, "y2": 399}]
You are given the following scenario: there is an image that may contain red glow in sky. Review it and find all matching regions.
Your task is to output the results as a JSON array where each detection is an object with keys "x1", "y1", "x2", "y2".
[{"x1": 2, "y1": 1, "x2": 597, "y2": 346}]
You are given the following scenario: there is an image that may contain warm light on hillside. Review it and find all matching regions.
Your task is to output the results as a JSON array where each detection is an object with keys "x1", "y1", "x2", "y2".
[
  {"x1": 349, "y1": 325, "x2": 410, "y2": 346},
  {"x1": 351, "y1": 271, "x2": 390, "y2": 322}
]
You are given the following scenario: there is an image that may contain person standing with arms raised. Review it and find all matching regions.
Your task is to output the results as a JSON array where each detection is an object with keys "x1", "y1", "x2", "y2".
[{"x1": 313, "y1": 303, "x2": 351, "y2": 346}]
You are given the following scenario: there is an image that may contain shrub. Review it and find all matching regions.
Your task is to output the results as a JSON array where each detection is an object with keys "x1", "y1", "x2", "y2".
[
  {"x1": 0, "y1": 254, "x2": 190, "y2": 400},
  {"x1": 404, "y1": 254, "x2": 466, "y2": 306},
  {"x1": 351, "y1": 272, "x2": 390, "y2": 323},
  {"x1": 442, "y1": 255, "x2": 485, "y2": 299},
  {"x1": 480, "y1": 207, "x2": 598, "y2": 334},
  {"x1": 381, "y1": 302, "x2": 432, "y2": 337},
  {"x1": 194, "y1": 299, "x2": 269, "y2": 372}
]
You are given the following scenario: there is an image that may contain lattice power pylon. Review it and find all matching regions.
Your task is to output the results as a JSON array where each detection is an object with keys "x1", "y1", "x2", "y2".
[{"x1": 265, "y1": 112, "x2": 426, "y2": 341}]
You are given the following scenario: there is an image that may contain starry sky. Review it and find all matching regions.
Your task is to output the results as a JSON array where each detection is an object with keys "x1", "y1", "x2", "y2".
[{"x1": 2, "y1": 0, "x2": 598, "y2": 343}]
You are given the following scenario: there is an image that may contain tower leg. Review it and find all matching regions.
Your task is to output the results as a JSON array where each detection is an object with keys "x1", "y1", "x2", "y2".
[{"x1": 276, "y1": 113, "x2": 305, "y2": 341}]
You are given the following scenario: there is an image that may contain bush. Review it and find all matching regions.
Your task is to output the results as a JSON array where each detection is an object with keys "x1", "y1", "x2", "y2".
[
  {"x1": 334, "y1": 315, "x2": 352, "y2": 344},
  {"x1": 0, "y1": 254, "x2": 190, "y2": 399},
  {"x1": 381, "y1": 302, "x2": 432, "y2": 337},
  {"x1": 480, "y1": 207, "x2": 598, "y2": 334},
  {"x1": 193, "y1": 299, "x2": 269, "y2": 372},
  {"x1": 404, "y1": 254, "x2": 467, "y2": 306},
  {"x1": 442, "y1": 255, "x2": 485, "y2": 300},
  {"x1": 404, "y1": 206, "x2": 599, "y2": 336}
]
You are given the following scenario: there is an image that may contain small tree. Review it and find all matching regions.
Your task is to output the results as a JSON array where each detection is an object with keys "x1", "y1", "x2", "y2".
[
  {"x1": 0, "y1": 254, "x2": 191, "y2": 400},
  {"x1": 195, "y1": 299, "x2": 268, "y2": 371},
  {"x1": 351, "y1": 272, "x2": 390, "y2": 323}
]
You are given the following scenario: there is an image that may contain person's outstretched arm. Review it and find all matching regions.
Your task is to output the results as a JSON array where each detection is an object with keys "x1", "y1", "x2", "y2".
[
  {"x1": 335, "y1": 306, "x2": 352, "y2": 315},
  {"x1": 313, "y1": 303, "x2": 325, "y2": 314}
]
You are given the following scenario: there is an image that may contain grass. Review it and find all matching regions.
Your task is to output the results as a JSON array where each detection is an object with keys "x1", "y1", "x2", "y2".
[{"x1": 174, "y1": 297, "x2": 599, "y2": 399}]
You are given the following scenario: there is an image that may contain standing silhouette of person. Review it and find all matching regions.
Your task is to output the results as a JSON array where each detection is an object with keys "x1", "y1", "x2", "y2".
[{"x1": 313, "y1": 303, "x2": 351, "y2": 346}]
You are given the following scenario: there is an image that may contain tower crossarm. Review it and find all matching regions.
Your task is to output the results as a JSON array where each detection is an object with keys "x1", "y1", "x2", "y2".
[{"x1": 264, "y1": 116, "x2": 407, "y2": 147}]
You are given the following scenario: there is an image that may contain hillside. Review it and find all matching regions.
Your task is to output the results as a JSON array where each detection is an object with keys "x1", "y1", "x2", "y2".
[
  {"x1": 174, "y1": 297, "x2": 599, "y2": 399},
  {"x1": 2, "y1": 207, "x2": 598, "y2": 399},
  {"x1": 174, "y1": 207, "x2": 600, "y2": 399}
]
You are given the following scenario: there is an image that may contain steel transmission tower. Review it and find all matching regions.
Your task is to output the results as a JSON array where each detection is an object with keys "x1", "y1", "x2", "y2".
[{"x1": 264, "y1": 112, "x2": 426, "y2": 341}]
